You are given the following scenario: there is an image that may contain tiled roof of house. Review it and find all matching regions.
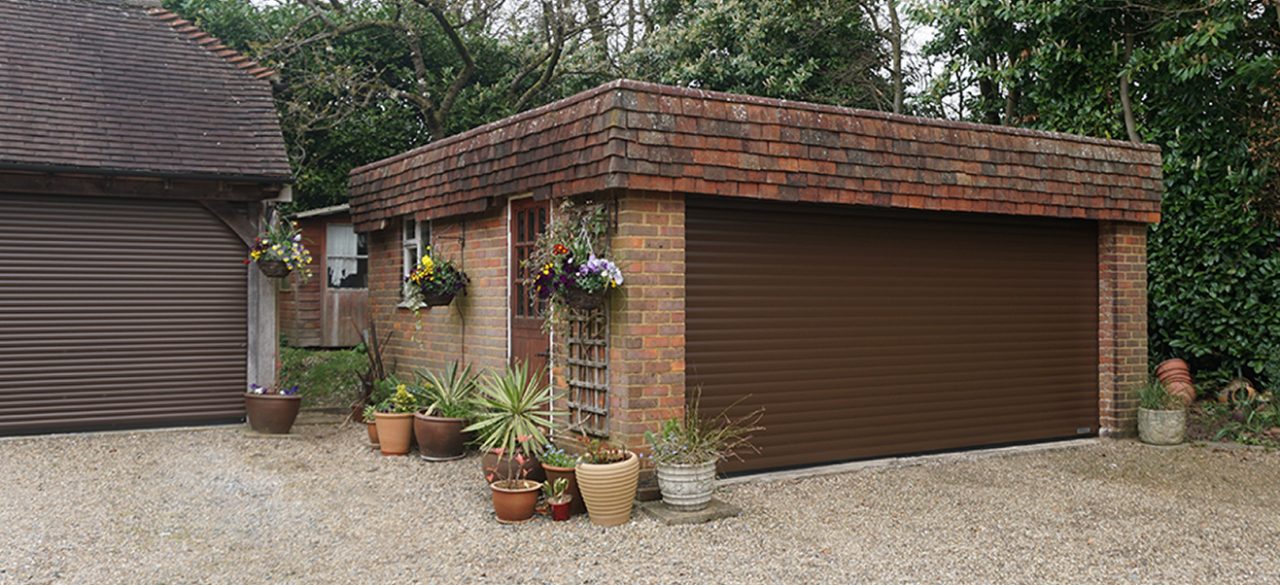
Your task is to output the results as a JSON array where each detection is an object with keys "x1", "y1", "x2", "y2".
[
  {"x1": 349, "y1": 79, "x2": 1161, "y2": 231},
  {"x1": 0, "y1": 0, "x2": 291, "y2": 181}
]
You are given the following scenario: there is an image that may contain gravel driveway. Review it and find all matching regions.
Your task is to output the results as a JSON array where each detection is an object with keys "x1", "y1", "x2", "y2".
[{"x1": 2, "y1": 417, "x2": 1278, "y2": 585}]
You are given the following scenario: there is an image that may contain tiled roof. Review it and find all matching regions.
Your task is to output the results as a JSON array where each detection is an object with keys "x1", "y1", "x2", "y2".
[
  {"x1": 350, "y1": 80, "x2": 1162, "y2": 231},
  {"x1": 0, "y1": 0, "x2": 291, "y2": 181}
]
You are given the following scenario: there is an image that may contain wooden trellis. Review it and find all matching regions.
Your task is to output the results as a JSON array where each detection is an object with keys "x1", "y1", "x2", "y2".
[{"x1": 565, "y1": 307, "x2": 609, "y2": 436}]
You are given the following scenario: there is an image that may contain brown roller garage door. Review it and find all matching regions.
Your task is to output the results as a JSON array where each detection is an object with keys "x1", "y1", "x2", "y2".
[
  {"x1": 687, "y1": 198, "x2": 1099, "y2": 473},
  {"x1": 0, "y1": 194, "x2": 248, "y2": 433}
]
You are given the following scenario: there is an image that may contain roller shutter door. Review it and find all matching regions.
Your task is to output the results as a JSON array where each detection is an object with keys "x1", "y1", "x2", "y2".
[
  {"x1": 686, "y1": 198, "x2": 1099, "y2": 473},
  {"x1": 0, "y1": 194, "x2": 247, "y2": 433}
]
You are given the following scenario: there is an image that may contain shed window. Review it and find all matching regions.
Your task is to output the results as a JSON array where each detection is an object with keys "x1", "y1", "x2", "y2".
[
  {"x1": 402, "y1": 218, "x2": 429, "y2": 300},
  {"x1": 327, "y1": 223, "x2": 367, "y2": 289}
]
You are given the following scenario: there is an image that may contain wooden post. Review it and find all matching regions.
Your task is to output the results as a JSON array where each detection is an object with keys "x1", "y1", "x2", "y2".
[{"x1": 246, "y1": 202, "x2": 278, "y2": 387}]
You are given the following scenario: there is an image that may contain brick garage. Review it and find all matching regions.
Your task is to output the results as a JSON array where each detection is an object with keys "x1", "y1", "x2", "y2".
[{"x1": 349, "y1": 80, "x2": 1161, "y2": 473}]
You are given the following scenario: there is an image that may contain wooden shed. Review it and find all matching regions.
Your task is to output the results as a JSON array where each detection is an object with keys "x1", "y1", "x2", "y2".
[
  {"x1": 349, "y1": 80, "x2": 1161, "y2": 473},
  {"x1": 0, "y1": 0, "x2": 290, "y2": 433},
  {"x1": 279, "y1": 204, "x2": 369, "y2": 348}
]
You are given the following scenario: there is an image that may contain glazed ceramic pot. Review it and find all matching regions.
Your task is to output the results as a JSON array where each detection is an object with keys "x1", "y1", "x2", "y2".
[
  {"x1": 413, "y1": 413, "x2": 469, "y2": 461},
  {"x1": 656, "y1": 460, "x2": 717, "y2": 512},
  {"x1": 576, "y1": 451, "x2": 640, "y2": 527},
  {"x1": 366, "y1": 421, "x2": 379, "y2": 445},
  {"x1": 244, "y1": 393, "x2": 301, "y2": 434},
  {"x1": 542, "y1": 463, "x2": 586, "y2": 515},
  {"x1": 490, "y1": 480, "x2": 542, "y2": 524},
  {"x1": 1138, "y1": 407, "x2": 1186, "y2": 446},
  {"x1": 481, "y1": 450, "x2": 546, "y2": 482},
  {"x1": 374, "y1": 412, "x2": 414, "y2": 455},
  {"x1": 550, "y1": 500, "x2": 572, "y2": 522}
]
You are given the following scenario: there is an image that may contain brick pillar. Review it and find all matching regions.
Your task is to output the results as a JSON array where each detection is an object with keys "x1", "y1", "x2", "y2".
[
  {"x1": 1098, "y1": 221, "x2": 1148, "y2": 437},
  {"x1": 607, "y1": 192, "x2": 686, "y2": 450}
]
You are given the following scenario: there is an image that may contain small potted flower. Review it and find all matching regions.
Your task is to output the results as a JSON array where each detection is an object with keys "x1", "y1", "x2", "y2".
[
  {"x1": 247, "y1": 219, "x2": 313, "y2": 280},
  {"x1": 413, "y1": 362, "x2": 479, "y2": 461},
  {"x1": 540, "y1": 444, "x2": 584, "y2": 516},
  {"x1": 543, "y1": 477, "x2": 573, "y2": 522},
  {"x1": 403, "y1": 248, "x2": 468, "y2": 308},
  {"x1": 244, "y1": 383, "x2": 301, "y2": 434},
  {"x1": 1138, "y1": 379, "x2": 1186, "y2": 446},
  {"x1": 532, "y1": 242, "x2": 623, "y2": 311},
  {"x1": 484, "y1": 436, "x2": 542, "y2": 524},
  {"x1": 362, "y1": 405, "x2": 379, "y2": 446},
  {"x1": 374, "y1": 384, "x2": 419, "y2": 456},
  {"x1": 574, "y1": 437, "x2": 640, "y2": 527},
  {"x1": 645, "y1": 395, "x2": 763, "y2": 512}
]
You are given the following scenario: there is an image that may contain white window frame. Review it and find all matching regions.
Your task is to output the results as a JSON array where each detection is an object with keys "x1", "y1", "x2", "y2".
[{"x1": 400, "y1": 218, "x2": 429, "y2": 306}]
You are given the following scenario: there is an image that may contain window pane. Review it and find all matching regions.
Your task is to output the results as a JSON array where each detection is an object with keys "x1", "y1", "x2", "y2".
[
  {"x1": 356, "y1": 233, "x2": 367, "y2": 256},
  {"x1": 332, "y1": 258, "x2": 368, "y2": 289},
  {"x1": 403, "y1": 218, "x2": 416, "y2": 241}
]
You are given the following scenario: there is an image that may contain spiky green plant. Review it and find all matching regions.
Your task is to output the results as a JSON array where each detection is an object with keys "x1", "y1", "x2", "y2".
[
  {"x1": 463, "y1": 362, "x2": 562, "y2": 457},
  {"x1": 1138, "y1": 379, "x2": 1182, "y2": 411},
  {"x1": 416, "y1": 362, "x2": 479, "y2": 420}
]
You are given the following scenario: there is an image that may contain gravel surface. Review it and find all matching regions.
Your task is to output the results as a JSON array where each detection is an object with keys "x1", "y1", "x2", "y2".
[{"x1": 2, "y1": 418, "x2": 1279, "y2": 585}]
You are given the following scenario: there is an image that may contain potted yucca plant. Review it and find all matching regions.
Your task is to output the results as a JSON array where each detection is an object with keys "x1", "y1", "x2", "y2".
[
  {"x1": 465, "y1": 362, "x2": 561, "y2": 483},
  {"x1": 413, "y1": 362, "x2": 479, "y2": 461}
]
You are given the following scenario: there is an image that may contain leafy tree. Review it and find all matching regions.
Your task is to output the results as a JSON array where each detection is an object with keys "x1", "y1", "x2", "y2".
[
  {"x1": 628, "y1": 0, "x2": 891, "y2": 108},
  {"x1": 917, "y1": 0, "x2": 1280, "y2": 390}
]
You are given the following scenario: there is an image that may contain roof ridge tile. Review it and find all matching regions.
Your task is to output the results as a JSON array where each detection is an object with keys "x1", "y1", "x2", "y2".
[{"x1": 145, "y1": 8, "x2": 277, "y2": 80}]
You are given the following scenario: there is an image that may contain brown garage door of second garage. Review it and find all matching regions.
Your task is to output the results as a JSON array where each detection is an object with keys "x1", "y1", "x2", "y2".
[
  {"x1": 686, "y1": 198, "x2": 1099, "y2": 473},
  {"x1": 0, "y1": 194, "x2": 248, "y2": 434}
]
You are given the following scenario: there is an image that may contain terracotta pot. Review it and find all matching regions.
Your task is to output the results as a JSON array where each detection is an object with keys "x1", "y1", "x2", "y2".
[
  {"x1": 550, "y1": 500, "x2": 572, "y2": 522},
  {"x1": 374, "y1": 412, "x2": 414, "y2": 455},
  {"x1": 366, "y1": 421, "x2": 379, "y2": 445},
  {"x1": 244, "y1": 393, "x2": 301, "y2": 434},
  {"x1": 481, "y1": 449, "x2": 546, "y2": 483},
  {"x1": 1164, "y1": 381, "x2": 1197, "y2": 405},
  {"x1": 1218, "y1": 379, "x2": 1258, "y2": 405},
  {"x1": 576, "y1": 451, "x2": 640, "y2": 527},
  {"x1": 1155, "y1": 358, "x2": 1190, "y2": 378},
  {"x1": 490, "y1": 479, "x2": 542, "y2": 524},
  {"x1": 413, "y1": 413, "x2": 469, "y2": 460},
  {"x1": 543, "y1": 463, "x2": 586, "y2": 515},
  {"x1": 257, "y1": 259, "x2": 291, "y2": 278}
]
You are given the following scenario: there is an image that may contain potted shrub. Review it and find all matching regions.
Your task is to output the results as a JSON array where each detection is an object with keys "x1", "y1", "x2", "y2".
[
  {"x1": 244, "y1": 383, "x2": 301, "y2": 434},
  {"x1": 362, "y1": 405, "x2": 379, "y2": 446},
  {"x1": 374, "y1": 384, "x2": 419, "y2": 456},
  {"x1": 246, "y1": 219, "x2": 313, "y2": 280},
  {"x1": 645, "y1": 397, "x2": 763, "y2": 512},
  {"x1": 543, "y1": 477, "x2": 573, "y2": 522},
  {"x1": 413, "y1": 362, "x2": 479, "y2": 461},
  {"x1": 403, "y1": 248, "x2": 468, "y2": 308},
  {"x1": 1138, "y1": 379, "x2": 1186, "y2": 445},
  {"x1": 465, "y1": 362, "x2": 562, "y2": 482},
  {"x1": 540, "y1": 444, "x2": 585, "y2": 516},
  {"x1": 484, "y1": 437, "x2": 542, "y2": 524},
  {"x1": 575, "y1": 437, "x2": 640, "y2": 527}
]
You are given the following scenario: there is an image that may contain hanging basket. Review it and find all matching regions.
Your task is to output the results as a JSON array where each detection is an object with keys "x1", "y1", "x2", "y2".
[
  {"x1": 563, "y1": 287, "x2": 607, "y2": 311},
  {"x1": 257, "y1": 259, "x2": 291, "y2": 279},
  {"x1": 419, "y1": 290, "x2": 458, "y2": 307}
]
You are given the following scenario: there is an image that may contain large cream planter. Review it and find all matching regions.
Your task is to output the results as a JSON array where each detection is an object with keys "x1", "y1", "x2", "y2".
[
  {"x1": 656, "y1": 460, "x2": 716, "y2": 512},
  {"x1": 576, "y1": 451, "x2": 640, "y2": 527},
  {"x1": 1138, "y1": 408, "x2": 1186, "y2": 446}
]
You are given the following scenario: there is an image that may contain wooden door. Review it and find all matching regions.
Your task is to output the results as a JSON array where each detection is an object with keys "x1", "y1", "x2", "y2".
[{"x1": 510, "y1": 198, "x2": 550, "y2": 374}]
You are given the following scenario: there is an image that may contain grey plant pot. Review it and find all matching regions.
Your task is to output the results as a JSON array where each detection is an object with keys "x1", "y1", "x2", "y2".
[
  {"x1": 1138, "y1": 407, "x2": 1186, "y2": 446},
  {"x1": 656, "y1": 460, "x2": 717, "y2": 512}
]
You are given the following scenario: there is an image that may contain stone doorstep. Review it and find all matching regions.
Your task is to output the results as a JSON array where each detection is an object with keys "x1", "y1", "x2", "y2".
[{"x1": 639, "y1": 498, "x2": 742, "y2": 526}]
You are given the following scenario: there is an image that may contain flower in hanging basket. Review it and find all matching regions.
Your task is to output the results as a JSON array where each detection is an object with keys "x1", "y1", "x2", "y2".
[
  {"x1": 247, "y1": 220, "x2": 313, "y2": 280},
  {"x1": 403, "y1": 248, "x2": 469, "y2": 309},
  {"x1": 533, "y1": 247, "x2": 623, "y2": 311}
]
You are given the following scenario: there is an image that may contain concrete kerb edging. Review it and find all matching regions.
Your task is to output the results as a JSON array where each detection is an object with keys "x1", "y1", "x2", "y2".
[
  {"x1": 0, "y1": 423, "x2": 244, "y2": 443},
  {"x1": 718, "y1": 438, "x2": 1102, "y2": 487}
]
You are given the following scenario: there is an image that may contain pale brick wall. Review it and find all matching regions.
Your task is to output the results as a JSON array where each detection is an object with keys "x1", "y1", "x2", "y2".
[{"x1": 1098, "y1": 221, "x2": 1149, "y2": 437}]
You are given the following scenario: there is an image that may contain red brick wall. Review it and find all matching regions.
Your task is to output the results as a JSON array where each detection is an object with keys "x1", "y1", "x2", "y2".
[
  {"x1": 366, "y1": 208, "x2": 509, "y2": 380},
  {"x1": 1098, "y1": 221, "x2": 1148, "y2": 437},
  {"x1": 602, "y1": 192, "x2": 686, "y2": 449}
]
